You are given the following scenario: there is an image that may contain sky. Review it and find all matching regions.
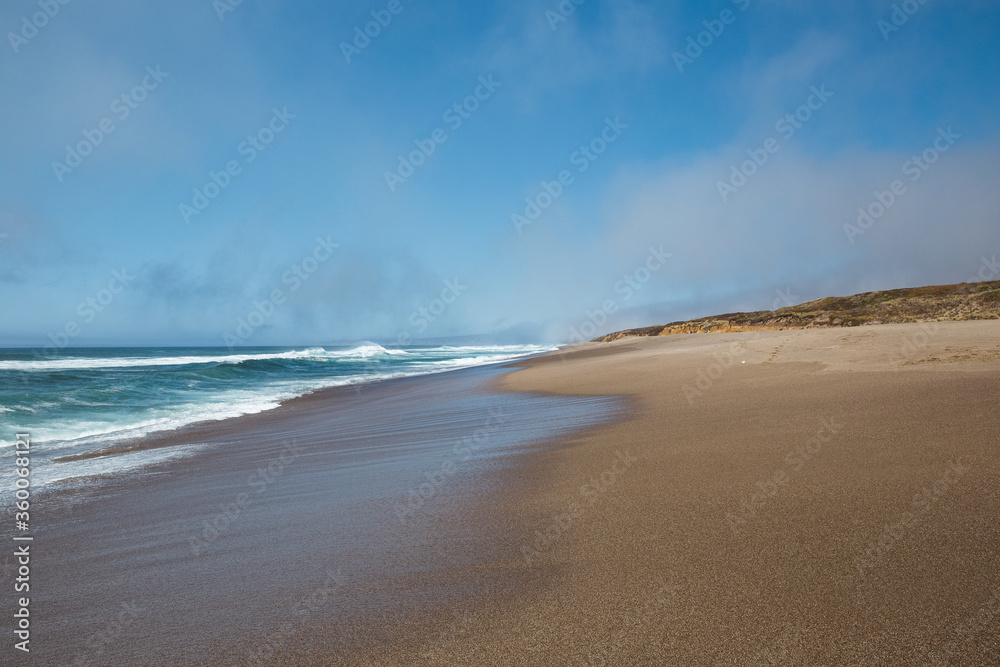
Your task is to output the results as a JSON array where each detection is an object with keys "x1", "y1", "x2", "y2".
[{"x1": 0, "y1": 0, "x2": 998, "y2": 347}]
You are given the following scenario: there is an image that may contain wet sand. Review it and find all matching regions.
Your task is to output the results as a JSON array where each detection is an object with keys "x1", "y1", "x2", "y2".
[
  {"x1": 6, "y1": 321, "x2": 1000, "y2": 665},
  {"x1": 1, "y1": 365, "x2": 618, "y2": 666}
]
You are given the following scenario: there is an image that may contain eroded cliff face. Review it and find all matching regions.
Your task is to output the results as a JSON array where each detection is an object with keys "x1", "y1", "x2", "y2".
[{"x1": 593, "y1": 281, "x2": 1000, "y2": 342}]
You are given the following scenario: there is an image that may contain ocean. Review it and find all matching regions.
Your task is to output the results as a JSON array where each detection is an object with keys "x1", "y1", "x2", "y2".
[{"x1": 0, "y1": 343, "x2": 554, "y2": 500}]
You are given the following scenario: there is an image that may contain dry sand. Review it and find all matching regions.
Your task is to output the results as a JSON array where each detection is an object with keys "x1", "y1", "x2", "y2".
[{"x1": 319, "y1": 321, "x2": 1000, "y2": 665}]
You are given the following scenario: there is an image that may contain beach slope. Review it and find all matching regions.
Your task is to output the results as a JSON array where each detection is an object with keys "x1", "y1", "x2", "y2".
[
  {"x1": 364, "y1": 320, "x2": 1000, "y2": 665},
  {"x1": 11, "y1": 322, "x2": 1000, "y2": 665}
]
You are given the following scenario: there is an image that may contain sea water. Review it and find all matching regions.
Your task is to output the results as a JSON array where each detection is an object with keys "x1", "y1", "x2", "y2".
[{"x1": 0, "y1": 343, "x2": 554, "y2": 497}]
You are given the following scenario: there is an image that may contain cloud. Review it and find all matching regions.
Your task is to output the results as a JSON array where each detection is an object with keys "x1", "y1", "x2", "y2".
[
  {"x1": 592, "y1": 137, "x2": 1000, "y2": 331},
  {"x1": 2, "y1": 0, "x2": 998, "y2": 346},
  {"x1": 731, "y1": 31, "x2": 847, "y2": 126},
  {"x1": 478, "y1": 0, "x2": 670, "y2": 105},
  {"x1": 124, "y1": 245, "x2": 458, "y2": 345}
]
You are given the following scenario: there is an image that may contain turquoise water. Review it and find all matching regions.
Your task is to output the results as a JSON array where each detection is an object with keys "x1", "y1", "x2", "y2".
[{"x1": 0, "y1": 343, "x2": 553, "y2": 494}]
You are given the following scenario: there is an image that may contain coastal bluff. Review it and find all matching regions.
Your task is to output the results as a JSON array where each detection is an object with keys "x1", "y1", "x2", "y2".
[{"x1": 594, "y1": 280, "x2": 1000, "y2": 342}]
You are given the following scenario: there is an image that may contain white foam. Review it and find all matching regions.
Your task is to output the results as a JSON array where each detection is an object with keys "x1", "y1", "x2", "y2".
[
  {"x1": 0, "y1": 345, "x2": 559, "y2": 493},
  {"x1": 0, "y1": 443, "x2": 204, "y2": 495},
  {"x1": 419, "y1": 344, "x2": 551, "y2": 354},
  {"x1": 333, "y1": 342, "x2": 409, "y2": 358},
  {"x1": 0, "y1": 347, "x2": 332, "y2": 371},
  {"x1": 0, "y1": 344, "x2": 549, "y2": 372},
  {"x1": 26, "y1": 389, "x2": 305, "y2": 448}
]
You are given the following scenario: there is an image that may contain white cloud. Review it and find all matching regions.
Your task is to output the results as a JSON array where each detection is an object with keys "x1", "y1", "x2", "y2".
[{"x1": 478, "y1": 0, "x2": 671, "y2": 106}]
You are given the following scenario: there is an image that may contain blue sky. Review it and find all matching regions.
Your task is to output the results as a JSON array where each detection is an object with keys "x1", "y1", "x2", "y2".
[{"x1": 1, "y1": 0, "x2": 998, "y2": 347}]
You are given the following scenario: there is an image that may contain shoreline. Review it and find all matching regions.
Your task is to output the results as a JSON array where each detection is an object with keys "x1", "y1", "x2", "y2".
[
  {"x1": 0, "y1": 344, "x2": 557, "y2": 502},
  {"x1": 3, "y1": 359, "x2": 620, "y2": 666},
  {"x1": 4, "y1": 321, "x2": 999, "y2": 664},
  {"x1": 10, "y1": 348, "x2": 559, "y2": 492}
]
